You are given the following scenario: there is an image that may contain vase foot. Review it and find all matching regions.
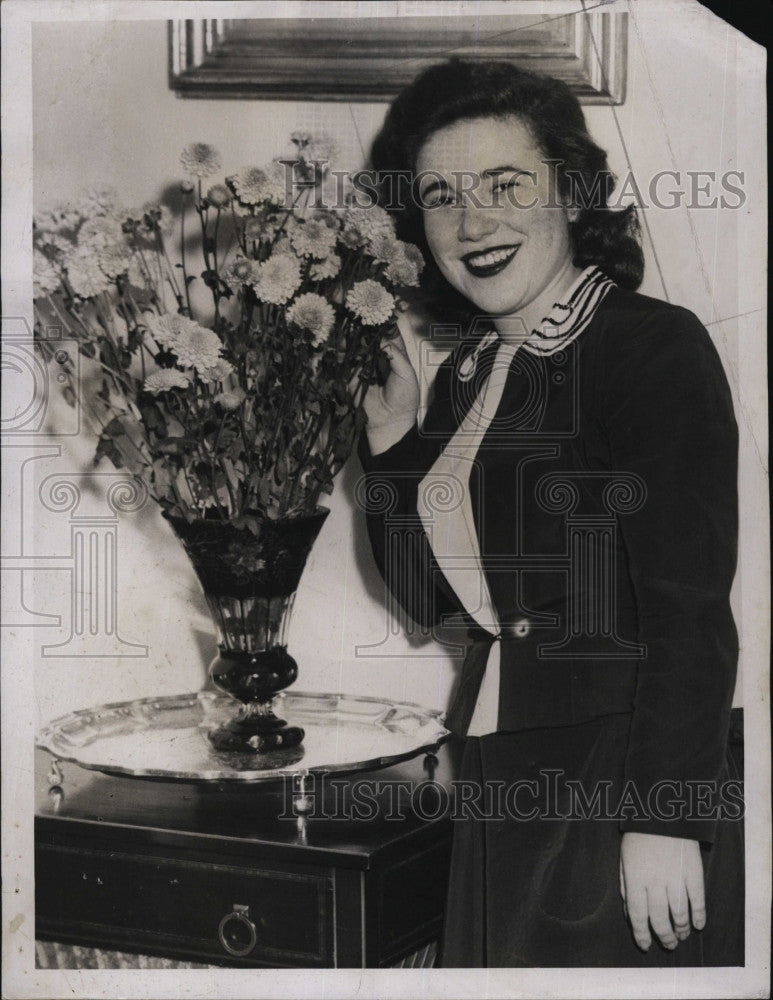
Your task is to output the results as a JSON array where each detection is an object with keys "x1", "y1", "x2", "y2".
[{"x1": 207, "y1": 708, "x2": 305, "y2": 754}]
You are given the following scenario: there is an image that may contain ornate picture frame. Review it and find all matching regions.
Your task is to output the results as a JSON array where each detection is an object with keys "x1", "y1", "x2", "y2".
[{"x1": 169, "y1": 12, "x2": 628, "y2": 104}]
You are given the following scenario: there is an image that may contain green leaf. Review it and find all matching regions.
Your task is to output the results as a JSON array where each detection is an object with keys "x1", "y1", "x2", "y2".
[
  {"x1": 102, "y1": 416, "x2": 125, "y2": 438},
  {"x1": 95, "y1": 435, "x2": 124, "y2": 469},
  {"x1": 274, "y1": 453, "x2": 288, "y2": 485},
  {"x1": 61, "y1": 385, "x2": 77, "y2": 408},
  {"x1": 201, "y1": 269, "x2": 221, "y2": 292},
  {"x1": 155, "y1": 436, "x2": 196, "y2": 454},
  {"x1": 138, "y1": 398, "x2": 168, "y2": 438}
]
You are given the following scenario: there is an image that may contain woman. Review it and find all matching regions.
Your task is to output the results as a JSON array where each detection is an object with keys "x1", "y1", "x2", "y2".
[{"x1": 358, "y1": 59, "x2": 744, "y2": 967}]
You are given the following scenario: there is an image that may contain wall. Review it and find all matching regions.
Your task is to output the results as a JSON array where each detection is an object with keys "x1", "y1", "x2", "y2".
[{"x1": 30, "y1": 4, "x2": 764, "y2": 724}]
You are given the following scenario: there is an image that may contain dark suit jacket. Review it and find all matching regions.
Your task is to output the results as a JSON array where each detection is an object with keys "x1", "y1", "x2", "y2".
[{"x1": 359, "y1": 288, "x2": 739, "y2": 842}]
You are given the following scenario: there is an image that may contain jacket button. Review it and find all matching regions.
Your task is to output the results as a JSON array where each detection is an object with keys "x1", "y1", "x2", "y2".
[{"x1": 510, "y1": 618, "x2": 531, "y2": 639}]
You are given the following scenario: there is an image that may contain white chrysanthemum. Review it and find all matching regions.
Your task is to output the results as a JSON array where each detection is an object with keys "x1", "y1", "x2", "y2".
[
  {"x1": 243, "y1": 215, "x2": 270, "y2": 244},
  {"x1": 48, "y1": 234, "x2": 74, "y2": 255},
  {"x1": 199, "y1": 358, "x2": 235, "y2": 384},
  {"x1": 206, "y1": 184, "x2": 231, "y2": 209},
  {"x1": 33, "y1": 211, "x2": 60, "y2": 236},
  {"x1": 286, "y1": 293, "x2": 335, "y2": 345},
  {"x1": 172, "y1": 325, "x2": 226, "y2": 372},
  {"x1": 289, "y1": 218, "x2": 337, "y2": 259},
  {"x1": 65, "y1": 248, "x2": 111, "y2": 298},
  {"x1": 266, "y1": 158, "x2": 292, "y2": 203},
  {"x1": 344, "y1": 205, "x2": 395, "y2": 243},
  {"x1": 34, "y1": 223, "x2": 71, "y2": 253},
  {"x1": 229, "y1": 164, "x2": 288, "y2": 206},
  {"x1": 215, "y1": 387, "x2": 247, "y2": 410},
  {"x1": 310, "y1": 252, "x2": 341, "y2": 281},
  {"x1": 345, "y1": 279, "x2": 395, "y2": 326},
  {"x1": 33, "y1": 250, "x2": 60, "y2": 298},
  {"x1": 271, "y1": 235, "x2": 296, "y2": 256},
  {"x1": 97, "y1": 244, "x2": 133, "y2": 279},
  {"x1": 79, "y1": 214, "x2": 128, "y2": 249},
  {"x1": 180, "y1": 143, "x2": 222, "y2": 179},
  {"x1": 385, "y1": 255, "x2": 420, "y2": 288},
  {"x1": 367, "y1": 232, "x2": 405, "y2": 265},
  {"x1": 144, "y1": 312, "x2": 203, "y2": 351},
  {"x1": 224, "y1": 255, "x2": 260, "y2": 291},
  {"x1": 47, "y1": 204, "x2": 85, "y2": 233},
  {"x1": 230, "y1": 199, "x2": 251, "y2": 218},
  {"x1": 402, "y1": 242, "x2": 425, "y2": 274},
  {"x1": 253, "y1": 252, "x2": 302, "y2": 305},
  {"x1": 72, "y1": 187, "x2": 119, "y2": 223},
  {"x1": 337, "y1": 225, "x2": 365, "y2": 251},
  {"x1": 144, "y1": 369, "x2": 191, "y2": 394},
  {"x1": 303, "y1": 134, "x2": 338, "y2": 166}
]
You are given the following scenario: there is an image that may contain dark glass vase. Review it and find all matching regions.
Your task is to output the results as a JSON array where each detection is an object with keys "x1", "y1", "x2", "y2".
[{"x1": 166, "y1": 508, "x2": 330, "y2": 754}]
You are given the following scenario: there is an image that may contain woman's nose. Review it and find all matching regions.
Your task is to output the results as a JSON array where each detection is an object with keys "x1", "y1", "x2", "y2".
[{"x1": 457, "y1": 204, "x2": 499, "y2": 242}]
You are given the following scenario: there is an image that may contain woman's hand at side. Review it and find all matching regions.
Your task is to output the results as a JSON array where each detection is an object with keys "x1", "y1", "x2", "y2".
[
  {"x1": 619, "y1": 832, "x2": 706, "y2": 951},
  {"x1": 363, "y1": 333, "x2": 420, "y2": 456}
]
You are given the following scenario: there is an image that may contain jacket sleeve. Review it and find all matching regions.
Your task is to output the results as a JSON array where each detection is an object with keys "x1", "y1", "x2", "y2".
[
  {"x1": 357, "y1": 357, "x2": 461, "y2": 631},
  {"x1": 601, "y1": 307, "x2": 739, "y2": 843}
]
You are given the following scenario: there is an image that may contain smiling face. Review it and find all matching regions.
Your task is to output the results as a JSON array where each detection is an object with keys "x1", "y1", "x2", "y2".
[{"x1": 416, "y1": 115, "x2": 582, "y2": 335}]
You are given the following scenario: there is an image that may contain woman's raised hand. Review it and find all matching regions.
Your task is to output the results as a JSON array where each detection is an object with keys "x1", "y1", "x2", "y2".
[
  {"x1": 619, "y1": 832, "x2": 706, "y2": 952},
  {"x1": 363, "y1": 333, "x2": 420, "y2": 455}
]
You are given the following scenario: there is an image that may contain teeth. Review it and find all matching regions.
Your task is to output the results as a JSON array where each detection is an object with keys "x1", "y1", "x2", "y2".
[{"x1": 467, "y1": 247, "x2": 517, "y2": 268}]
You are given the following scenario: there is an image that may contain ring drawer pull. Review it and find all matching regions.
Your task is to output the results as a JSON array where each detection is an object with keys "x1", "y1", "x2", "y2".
[{"x1": 218, "y1": 903, "x2": 257, "y2": 957}]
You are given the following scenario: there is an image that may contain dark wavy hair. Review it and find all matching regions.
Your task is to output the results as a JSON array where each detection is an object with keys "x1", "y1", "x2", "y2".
[{"x1": 369, "y1": 59, "x2": 644, "y2": 322}]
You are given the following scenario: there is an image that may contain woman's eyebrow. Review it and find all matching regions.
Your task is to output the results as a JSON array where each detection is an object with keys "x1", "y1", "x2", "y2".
[
  {"x1": 481, "y1": 164, "x2": 529, "y2": 178},
  {"x1": 420, "y1": 165, "x2": 531, "y2": 199},
  {"x1": 420, "y1": 176, "x2": 449, "y2": 198}
]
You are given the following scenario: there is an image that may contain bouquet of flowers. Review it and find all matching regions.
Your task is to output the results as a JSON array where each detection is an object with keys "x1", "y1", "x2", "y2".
[{"x1": 33, "y1": 132, "x2": 424, "y2": 528}]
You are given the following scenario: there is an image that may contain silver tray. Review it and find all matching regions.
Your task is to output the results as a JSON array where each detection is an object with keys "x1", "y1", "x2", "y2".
[{"x1": 36, "y1": 690, "x2": 450, "y2": 782}]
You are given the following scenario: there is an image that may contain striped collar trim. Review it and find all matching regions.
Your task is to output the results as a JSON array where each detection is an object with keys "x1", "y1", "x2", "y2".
[
  {"x1": 522, "y1": 266, "x2": 615, "y2": 356},
  {"x1": 456, "y1": 267, "x2": 615, "y2": 381}
]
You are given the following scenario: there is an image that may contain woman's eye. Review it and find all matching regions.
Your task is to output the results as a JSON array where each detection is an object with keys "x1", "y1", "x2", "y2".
[
  {"x1": 422, "y1": 191, "x2": 460, "y2": 209},
  {"x1": 492, "y1": 176, "x2": 521, "y2": 194}
]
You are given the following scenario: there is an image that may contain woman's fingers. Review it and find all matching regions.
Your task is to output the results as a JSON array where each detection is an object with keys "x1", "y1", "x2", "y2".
[
  {"x1": 620, "y1": 833, "x2": 707, "y2": 954},
  {"x1": 383, "y1": 334, "x2": 416, "y2": 384},
  {"x1": 619, "y1": 854, "x2": 628, "y2": 920},
  {"x1": 685, "y1": 851, "x2": 707, "y2": 931},
  {"x1": 625, "y1": 880, "x2": 651, "y2": 951},
  {"x1": 666, "y1": 876, "x2": 691, "y2": 941},
  {"x1": 362, "y1": 333, "x2": 420, "y2": 453},
  {"x1": 379, "y1": 335, "x2": 420, "y2": 417},
  {"x1": 647, "y1": 886, "x2": 678, "y2": 950}
]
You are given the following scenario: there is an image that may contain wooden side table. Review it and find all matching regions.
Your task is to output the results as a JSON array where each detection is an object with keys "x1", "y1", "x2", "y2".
[{"x1": 35, "y1": 740, "x2": 463, "y2": 968}]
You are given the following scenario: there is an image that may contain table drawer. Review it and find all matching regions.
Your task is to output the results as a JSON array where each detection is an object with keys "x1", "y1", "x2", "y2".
[{"x1": 36, "y1": 843, "x2": 334, "y2": 967}]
